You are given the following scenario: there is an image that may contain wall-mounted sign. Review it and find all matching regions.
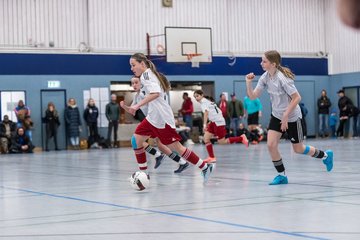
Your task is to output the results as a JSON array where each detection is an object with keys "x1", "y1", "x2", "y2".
[{"x1": 48, "y1": 80, "x2": 60, "y2": 88}]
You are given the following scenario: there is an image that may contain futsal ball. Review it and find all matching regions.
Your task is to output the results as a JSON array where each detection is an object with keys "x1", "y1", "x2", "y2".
[{"x1": 129, "y1": 171, "x2": 150, "y2": 191}]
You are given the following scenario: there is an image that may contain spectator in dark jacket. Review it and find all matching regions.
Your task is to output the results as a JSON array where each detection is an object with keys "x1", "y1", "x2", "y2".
[
  {"x1": 350, "y1": 105, "x2": 359, "y2": 138},
  {"x1": 0, "y1": 115, "x2": 17, "y2": 153},
  {"x1": 227, "y1": 93, "x2": 244, "y2": 137},
  {"x1": 317, "y1": 90, "x2": 332, "y2": 138},
  {"x1": 337, "y1": 89, "x2": 353, "y2": 138},
  {"x1": 106, "y1": 94, "x2": 120, "y2": 148},
  {"x1": 9, "y1": 127, "x2": 34, "y2": 153},
  {"x1": 65, "y1": 98, "x2": 82, "y2": 149},
  {"x1": 83, "y1": 98, "x2": 99, "y2": 147},
  {"x1": 44, "y1": 102, "x2": 60, "y2": 151},
  {"x1": 299, "y1": 102, "x2": 308, "y2": 138}
]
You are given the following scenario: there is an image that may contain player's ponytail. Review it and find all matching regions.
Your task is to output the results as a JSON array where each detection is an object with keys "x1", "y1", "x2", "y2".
[
  {"x1": 264, "y1": 50, "x2": 295, "y2": 80},
  {"x1": 131, "y1": 53, "x2": 171, "y2": 91},
  {"x1": 146, "y1": 60, "x2": 171, "y2": 92}
]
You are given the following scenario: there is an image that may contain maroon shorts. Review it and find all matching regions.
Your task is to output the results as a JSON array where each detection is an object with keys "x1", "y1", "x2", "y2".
[
  {"x1": 135, "y1": 118, "x2": 181, "y2": 145},
  {"x1": 206, "y1": 122, "x2": 226, "y2": 139}
]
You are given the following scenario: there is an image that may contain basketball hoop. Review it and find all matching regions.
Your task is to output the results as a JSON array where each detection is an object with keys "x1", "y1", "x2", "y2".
[{"x1": 186, "y1": 53, "x2": 202, "y2": 68}]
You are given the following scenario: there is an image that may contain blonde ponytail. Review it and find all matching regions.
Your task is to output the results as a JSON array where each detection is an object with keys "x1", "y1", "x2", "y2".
[{"x1": 277, "y1": 65, "x2": 295, "y2": 80}]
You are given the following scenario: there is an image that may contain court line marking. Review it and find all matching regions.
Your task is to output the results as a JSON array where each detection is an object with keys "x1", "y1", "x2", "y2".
[{"x1": 1, "y1": 185, "x2": 330, "y2": 240}]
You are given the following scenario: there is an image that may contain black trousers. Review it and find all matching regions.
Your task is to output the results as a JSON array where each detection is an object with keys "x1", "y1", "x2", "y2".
[
  {"x1": 107, "y1": 120, "x2": 118, "y2": 143},
  {"x1": 337, "y1": 119, "x2": 348, "y2": 137},
  {"x1": 45, "y1": 127, "x2": 58, "y2": 150}
]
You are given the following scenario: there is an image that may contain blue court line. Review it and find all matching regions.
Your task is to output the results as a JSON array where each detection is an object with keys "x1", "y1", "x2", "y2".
[{"x1": 1, "y1": 186, "x2": 330, "y2": 240}]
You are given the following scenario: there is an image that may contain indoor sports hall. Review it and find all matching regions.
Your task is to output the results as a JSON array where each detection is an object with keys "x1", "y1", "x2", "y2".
[{"x1": 1, "y1": 1, "x2": 360, "y2": 240}]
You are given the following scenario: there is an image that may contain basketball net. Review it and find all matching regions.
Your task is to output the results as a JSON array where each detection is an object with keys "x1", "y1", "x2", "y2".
[{"x1": 186, "y1": 53, "x2": 202, "y2": 68}]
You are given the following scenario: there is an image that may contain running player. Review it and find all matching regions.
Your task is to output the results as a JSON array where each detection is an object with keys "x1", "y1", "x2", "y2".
[
  {"x1": 120, "y1": 77, "x2": 189, "y2": 173},
  {"x1": 193, "y1": 90, "x2": 249, "y2": 163},
  {"x1": 128, "y1": 53, "x2": 214, "y2": 182},
  {"x1": 245, "y1": 50, "x2": 334, "y2": 185}
]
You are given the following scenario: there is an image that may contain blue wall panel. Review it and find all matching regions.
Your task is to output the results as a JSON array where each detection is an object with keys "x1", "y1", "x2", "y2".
[{"x1": 0, "y1": 53, "x2": 328, "y2": 76}]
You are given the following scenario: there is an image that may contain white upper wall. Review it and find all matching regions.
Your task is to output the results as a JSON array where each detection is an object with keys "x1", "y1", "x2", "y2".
[
  {"x1": 0, "y1": 0, "x2": 359, "y2": 74},
  {"x1": 324, "y1": 0, "x2": 360, "y2": 74}
]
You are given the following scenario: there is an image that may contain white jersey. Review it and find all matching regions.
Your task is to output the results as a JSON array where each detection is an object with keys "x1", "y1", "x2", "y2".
[
  {"x1": 131, "y1": 91, "x2": 148, "y2": 116},
  {"x1": 255, "y1": 70, "x2": 302, "y2": 122},
  {"x1": 200, "y1": 98, "x2": 226, "y2": 126},
  {"x1": 140, "y1": 69, "x2": 175, "y2": 129}
]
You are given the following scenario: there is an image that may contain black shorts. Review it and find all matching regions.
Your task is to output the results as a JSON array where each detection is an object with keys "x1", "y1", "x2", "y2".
[
  {"x1": 268, "y1": 115, "x2": 304, "y2": 143},
  {"x1": 247, "y1": 112, "x2": 259, "y2": 125}
]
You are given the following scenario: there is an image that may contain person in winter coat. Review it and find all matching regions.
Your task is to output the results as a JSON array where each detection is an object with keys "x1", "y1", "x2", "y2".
[
  {"x1": 317, "y1": 90, "x2": 332, "y2": 138},
  {"x1": 44, "y1": 102, "x2": 60, "y2": 151},
  {"x1": 64, "y1": 98, "x2": 82, "y2": 149},
  {"x1": 9, "y1": 127, "x2": 34, "y2": 153},
  {"x1": 105, "y1": 94, "x2": 120, "y2": 148},
  {"x1": 83, "y1": 98, "x2": 99, "y2": 147}
]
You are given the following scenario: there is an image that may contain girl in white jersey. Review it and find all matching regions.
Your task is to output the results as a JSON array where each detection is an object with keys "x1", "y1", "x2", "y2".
[
  {"x1": 246, "y1": 50, "x2": 333, "y2": 185},
  {"x1": 121, "y1": 77, "x2": 189, "y2": 173},
  {"x1": 128, "y1": 53, "x2": 213, "y2": 182},
  {"x1": 193, "y1": 90, "x2": 249, "y2": 163}
]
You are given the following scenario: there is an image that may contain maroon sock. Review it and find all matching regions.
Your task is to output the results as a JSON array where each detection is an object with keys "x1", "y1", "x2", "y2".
[
  {"x1": 228, "y1": 136, "x2": 243, "y2": 144},
  {"x1": 182, "y1": 148, "x2": 206, "y2": 169},
  {"x1": 205, "y1": 142, "x2": 215, "y2": 158},
  {"x1": 134, "y1": 147, "x2": 147, "y2": 171}
]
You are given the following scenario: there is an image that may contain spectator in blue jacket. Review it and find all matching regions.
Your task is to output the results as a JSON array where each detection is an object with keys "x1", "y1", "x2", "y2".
[{"x1": 65, "y1": 98, "x2": 82, "y2": 149}]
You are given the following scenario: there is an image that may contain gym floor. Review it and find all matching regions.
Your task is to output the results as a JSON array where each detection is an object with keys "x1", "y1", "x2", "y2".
[{"x1": 0, "y1": 139, "x2": 359, "y2": 240}]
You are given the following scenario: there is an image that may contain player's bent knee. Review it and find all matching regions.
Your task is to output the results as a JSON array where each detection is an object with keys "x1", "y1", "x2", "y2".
[{"x1": 131, "y1": 135, "x2": 138, "y2": 149}]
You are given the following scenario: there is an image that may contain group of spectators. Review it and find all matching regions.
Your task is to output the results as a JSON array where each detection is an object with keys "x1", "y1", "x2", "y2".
[
  {"x1": 318, "y1": 89, "x2": 359, "y2": 138},
  {"x1": 0, "y1": 95, "x2": 122, "y2": 154}
]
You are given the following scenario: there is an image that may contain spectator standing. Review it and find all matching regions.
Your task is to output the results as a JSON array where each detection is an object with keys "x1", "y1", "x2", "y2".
[
  {"x1": 65, "y1": 98, "x2": 82, "y2": 149},
  {"x1": 317, "y1": 90, "x2": 332, "y2": 138},
  {"x1": 44, "y1": 102, "x2": 60, "y2": 151},
  {"x1": 179, "y1": 92, "x2": 194, "y2": 129},
  {"x1": 14, "y1": 100, "x2": 33, "y2": 141},
  {"x1": 299, "y1": 102, "x2": 308, "y2": 138},
  {"x1": 84, "y1": 98, "x2": 99, "y2": 147},
  {"x1": 106, "y1": 94, "x2": 120, "y2": 148},
  {"x1": 218, "y1": 93, "x2": 230, "y2": 132},
  {"x1": 337, "y1": 89, "x2": 353, "y2": 138},
  {"x1": 227, "y1": 93, "x2": 244, "y2": 136}
]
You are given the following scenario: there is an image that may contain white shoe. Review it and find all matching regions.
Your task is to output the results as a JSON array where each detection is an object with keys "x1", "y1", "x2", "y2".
[{"x1": 187, "y1": 139, "x2": 195, "y2": 145}]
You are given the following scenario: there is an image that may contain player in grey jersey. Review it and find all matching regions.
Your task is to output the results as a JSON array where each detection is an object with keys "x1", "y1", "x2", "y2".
[{"x1": 245, "y1": 50, "x2": 333, "y2": 185}]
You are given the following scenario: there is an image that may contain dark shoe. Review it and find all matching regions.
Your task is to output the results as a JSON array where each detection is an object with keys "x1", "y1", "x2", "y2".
[
  {"x1": 45, "y1": 149, "x2": 49, "y2": 152},
  {"x1": 154, "y1": 154, "x2": 166, "y2": 169},
  {"x1": 174, "y1": 162, "x2": 190, "y2": 173},
  {"x1": 55, "y1": 148, "x2": 61, "y2": 151}
]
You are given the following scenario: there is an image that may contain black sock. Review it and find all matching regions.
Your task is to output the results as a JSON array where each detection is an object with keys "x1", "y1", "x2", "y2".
[
  {"x1": 169, "y1": 152, "x2": 180, "y2": 162},
  {"x1": 312, "y1": 149, "x2": 325, "y2": 159},
  {"x1": 145, "y1": 145, "x2": 157, "y2": 156},
  {"x1": 273, "y1": 159, "x2": 285, "y2": 174}
]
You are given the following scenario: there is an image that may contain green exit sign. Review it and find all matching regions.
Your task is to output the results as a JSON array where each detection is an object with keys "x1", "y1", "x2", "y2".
[{"x1": 48, "y1": 80, "x2": 61, "y2": 88}]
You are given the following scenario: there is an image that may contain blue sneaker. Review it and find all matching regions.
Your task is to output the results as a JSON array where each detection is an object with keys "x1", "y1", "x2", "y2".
[
  {"x1": 323, "y1": 150, "x2": 333, "y2": 172},
  {"x1": 201, "y1": 164, "x2": 214, "y2": 183},
  {"x1": 269, "y1": 175, "x2": 288, "y2": 185}
]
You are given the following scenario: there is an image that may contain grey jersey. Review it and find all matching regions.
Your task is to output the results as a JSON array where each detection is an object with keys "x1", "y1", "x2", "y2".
[
  {"x1": 131, "y1": 91, "x2": 148, "y2": 116},
  {"x1": 254, "y1": 70, "x2": 302, "y2": 122}
]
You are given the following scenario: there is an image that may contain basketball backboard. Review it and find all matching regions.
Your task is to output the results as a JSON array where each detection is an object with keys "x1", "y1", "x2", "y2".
[{"x1": 165, "y1": 27, "x2": 212, "y2": 63}]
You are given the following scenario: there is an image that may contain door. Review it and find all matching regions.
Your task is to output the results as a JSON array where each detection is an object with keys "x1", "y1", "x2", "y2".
[{"x1": 40, "y1": 90, "x2": 67, "y2": 150}]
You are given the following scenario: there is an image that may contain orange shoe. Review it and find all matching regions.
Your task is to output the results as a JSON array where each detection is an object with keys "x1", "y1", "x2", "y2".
[
  {"x1": 203, "y1": 157, "x2": 217, "y2": 163},
  {"x1": 241, "y1": 134, "x2": 249, "y2": 148}
]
